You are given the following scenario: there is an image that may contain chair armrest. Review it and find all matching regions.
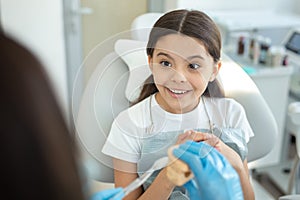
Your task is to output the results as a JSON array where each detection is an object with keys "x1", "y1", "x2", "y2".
[
  {"x1": 288, "y1": 102, "x2": 300, "y2": 125},
  {"x1": 279, "y1": 194, "x2": 300, "y2": 200}
]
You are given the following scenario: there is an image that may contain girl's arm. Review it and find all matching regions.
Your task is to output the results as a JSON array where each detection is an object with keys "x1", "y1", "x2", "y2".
[
  {"x1": 208, "y1": 137, "x2": 255, "y2": 200},
  {"x1": 113, "y1": 158, "x2": 176, "y2": 200},
  {"x1": 113, "y1": 158, "x2": 142, "y2": 200},
  {"x1": 238, "y1": 159, "x2": 255, "y2": 200},
  {"x1": 136, "y1": 167, "x2": 175, "y2": 200}
]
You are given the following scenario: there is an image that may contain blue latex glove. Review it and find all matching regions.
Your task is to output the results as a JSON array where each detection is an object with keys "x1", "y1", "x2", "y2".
[
  {"x1": 173, "y1": 141, "x2": 244, "y2": 200},
  {"x1": 90, "y1": 187, "x2": 124, "y2": 200}
]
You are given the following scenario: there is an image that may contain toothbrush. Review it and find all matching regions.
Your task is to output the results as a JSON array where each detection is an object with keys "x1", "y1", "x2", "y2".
[{"x1": 110, "y1": 157, "x2": 169, "y2": 200}]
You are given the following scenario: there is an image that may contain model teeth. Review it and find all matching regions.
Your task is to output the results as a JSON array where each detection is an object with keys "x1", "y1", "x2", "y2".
[{"x1": 169, "y1": 89, "x2": 187, "y2": 94}]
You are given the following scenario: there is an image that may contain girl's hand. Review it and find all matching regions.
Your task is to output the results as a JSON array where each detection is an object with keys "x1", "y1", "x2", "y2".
[
  {"x1": 176, "y1": 131, "x2": 244, "y2": 171},
  {"x1": 175, "y1": 130, "x2": 212, "y2": 145},
  {"x1": 205, "y1": 135, "x2": 244, "y2": 171}
]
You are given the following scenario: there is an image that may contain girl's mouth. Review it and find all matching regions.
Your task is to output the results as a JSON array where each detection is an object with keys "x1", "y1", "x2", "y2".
[
  {"x1": 167, "y1": 88, "x2": 190, "y2": 98},
  {"x1": 169, "y1": 88, "x2": 188, "y2": 94}
]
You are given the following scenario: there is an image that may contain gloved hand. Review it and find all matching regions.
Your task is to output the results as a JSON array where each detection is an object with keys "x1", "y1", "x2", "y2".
[
  {"x1": 172, "y1": 141, "x2": 244, "y2": 200},
  {"x1": 90, "y1": 187, "x2": 124, "y2": 200}
]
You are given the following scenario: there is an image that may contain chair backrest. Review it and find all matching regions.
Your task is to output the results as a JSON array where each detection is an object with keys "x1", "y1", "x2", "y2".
[
  {"x1": 76, "y1": 37, "x2": 278, "y2": 183},
  {"x1": 76, "y1": 52, "x2": 129, "y2": 183},
  {"x1": 218, "y1": 54, "x2": 278, "y2": 162}
]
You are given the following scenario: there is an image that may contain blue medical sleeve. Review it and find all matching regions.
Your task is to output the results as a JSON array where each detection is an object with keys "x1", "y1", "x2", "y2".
[{"x1": 90, "y1": 188, "x2": 124, "y2": 200}]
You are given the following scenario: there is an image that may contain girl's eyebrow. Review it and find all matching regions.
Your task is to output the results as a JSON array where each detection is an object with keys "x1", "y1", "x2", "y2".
[
  {"x1": 157, "y1": 52, "x2": 204, "y2": 62},
  {"x1": 156, "y1": 52, "x2": 175, "y2": 61},
  {"x1": 187, "y1": 55, "x2": 204, "y2": 60}
]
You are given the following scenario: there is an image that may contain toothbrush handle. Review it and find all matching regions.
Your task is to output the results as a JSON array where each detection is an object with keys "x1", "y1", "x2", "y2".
[
  {"x1": 108, "y1": 189, "x2": 125, "y2": 200},
  {"x1": 110, "y1": 159, "x2": 165, "y2": 199},
  {"x1": 123, "y1": 171, "x2": 152, "y2": 196}
]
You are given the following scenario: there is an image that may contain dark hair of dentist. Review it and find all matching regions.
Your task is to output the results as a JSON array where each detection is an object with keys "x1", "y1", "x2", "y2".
[{"x1": 0, "y1": 32, "x2": 86, "y2": 200}]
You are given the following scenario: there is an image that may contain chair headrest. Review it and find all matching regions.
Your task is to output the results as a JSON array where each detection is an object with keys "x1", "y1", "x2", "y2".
[
  {"x1": 131, "y1": 13, "x2": 163, "y2": 41},
  {"x1": 114, "y1": 39, "x2": 150, "y2": 102}
]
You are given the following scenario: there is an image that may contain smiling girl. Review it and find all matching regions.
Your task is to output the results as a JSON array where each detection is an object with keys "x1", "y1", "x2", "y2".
[{"x1": 103, "y1": 9, "x2": 254, "y2": 200}]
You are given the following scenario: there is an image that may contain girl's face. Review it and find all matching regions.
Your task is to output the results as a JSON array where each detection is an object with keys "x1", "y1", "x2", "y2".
[{"x1": 148, "y1": 34, "x2": 221, "y2": 114}]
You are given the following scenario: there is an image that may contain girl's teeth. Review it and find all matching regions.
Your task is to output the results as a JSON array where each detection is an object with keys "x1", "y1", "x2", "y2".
[{"x1": 170, "y1": 89, "x2": 187, "y2": 94}]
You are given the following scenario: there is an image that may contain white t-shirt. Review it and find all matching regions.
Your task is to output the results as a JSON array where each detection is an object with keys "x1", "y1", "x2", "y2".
[{"x1": 102, "y1": 94, "x2": 254, "y2": 166}]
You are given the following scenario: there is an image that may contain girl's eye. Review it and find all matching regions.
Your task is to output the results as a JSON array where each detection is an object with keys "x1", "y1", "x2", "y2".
[
  {"x1": 188, "y1": 63, "x2": 201, "y2": 70},
  {"x1": 160, "y1": 61, "x2": 172, "y2": 67}
]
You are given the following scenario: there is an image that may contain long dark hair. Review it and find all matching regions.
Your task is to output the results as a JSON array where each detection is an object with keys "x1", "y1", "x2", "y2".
[
  {"x1": 0, "y1": 33, "x2": 85, "y2": 200},
  {"x1": 134, "y1": 9, "x2": 224, "y2": 104}
]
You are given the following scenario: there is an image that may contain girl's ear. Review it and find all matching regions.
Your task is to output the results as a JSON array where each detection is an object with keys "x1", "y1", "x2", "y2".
[
  {"x1": 148, "y1": 55, "x2": 153, "y2": 72},
  {"x1": 209, "y1": 61, "x2": 222, "y2": 82}
]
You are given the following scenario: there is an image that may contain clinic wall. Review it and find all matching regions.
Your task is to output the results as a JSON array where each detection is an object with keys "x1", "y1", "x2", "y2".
[
  {"x1": 80, "y1": 0, "x2": 147, "y2": 84},
  {"x1": 81, "y1": 0, "x2": 147, "y2": 57},
  {"x1": 165, "y1": 0, "x2": 299, "y2": 13},
  {"x1": 277, "y1": 0, "x2": 300, "y2": 13},
  {"x1": 294, "y1": 0, "x2": 300, "y2": 14},
  {"x1": 0, "y1": 0, "x2": 69, "y2": 122}
]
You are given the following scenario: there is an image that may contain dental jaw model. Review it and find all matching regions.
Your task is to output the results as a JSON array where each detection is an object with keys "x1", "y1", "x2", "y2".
[{"x1": 166, "y1": 146, "x2": 194, "y2": 186}]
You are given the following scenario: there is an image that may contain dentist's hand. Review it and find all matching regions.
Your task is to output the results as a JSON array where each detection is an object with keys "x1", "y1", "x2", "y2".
[
  {"x1": 90, "y1": 188, "x2": 124, "y2": 200},
  {"x1": 167, "y1": 141, "x2": 244, "y2": 200}
]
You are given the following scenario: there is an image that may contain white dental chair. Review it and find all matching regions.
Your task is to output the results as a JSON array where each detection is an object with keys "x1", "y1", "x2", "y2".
[{"x1": 75, "y1": 37, "x2": 278, "y2": 186}]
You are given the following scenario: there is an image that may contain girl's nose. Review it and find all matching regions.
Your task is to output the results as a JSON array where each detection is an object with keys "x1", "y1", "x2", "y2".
[{"x1": 170, "y1": 68, "x2": 187, "y2": 83}]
